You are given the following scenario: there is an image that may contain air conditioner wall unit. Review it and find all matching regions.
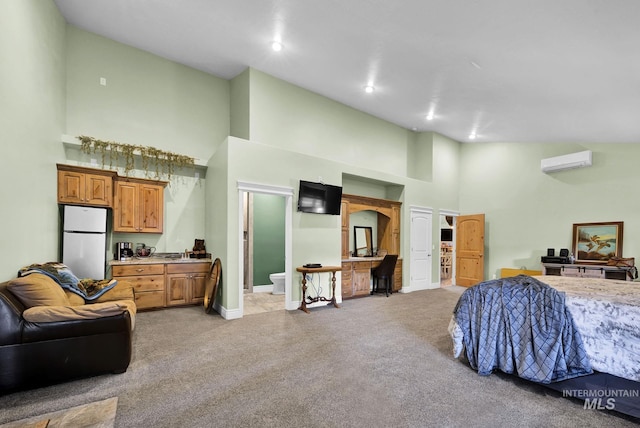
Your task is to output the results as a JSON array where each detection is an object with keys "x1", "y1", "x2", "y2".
[{"x1": 540, "y1": 150, "x2": 592, "y2": 173}]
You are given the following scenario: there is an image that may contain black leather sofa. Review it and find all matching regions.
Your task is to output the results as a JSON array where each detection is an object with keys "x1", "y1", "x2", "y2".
[{"x1": 0, "y1": 275, "x2": 135, "y2": 394}]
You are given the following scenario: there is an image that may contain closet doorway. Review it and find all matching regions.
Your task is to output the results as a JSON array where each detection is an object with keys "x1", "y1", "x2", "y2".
[{"x1": 439, "y1": 212, "x2": 457, "y2": 287}]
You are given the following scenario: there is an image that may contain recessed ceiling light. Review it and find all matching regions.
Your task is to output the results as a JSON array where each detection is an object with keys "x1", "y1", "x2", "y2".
[
  {"x1": 364, "y1": 85, "x2": 375, "y2": 94},
  {"x1": 271, "y1": 41, "x2": 283, "y2": 52},
  {"x1": 469, "y1": 132, "x2": 477, "y2": 140},
  {"x1": 426, "y1": 113, "x2": 434, "y2": 121}
]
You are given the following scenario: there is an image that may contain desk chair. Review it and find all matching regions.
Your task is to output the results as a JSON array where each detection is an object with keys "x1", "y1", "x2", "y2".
[{"x1": 371, "y1": 254, "x2": 398, "y2": 297}]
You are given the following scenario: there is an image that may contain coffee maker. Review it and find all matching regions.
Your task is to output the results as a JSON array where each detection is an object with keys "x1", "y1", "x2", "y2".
[{"x1": 115, "y1": 242, "x2": 134, "y2": 260}]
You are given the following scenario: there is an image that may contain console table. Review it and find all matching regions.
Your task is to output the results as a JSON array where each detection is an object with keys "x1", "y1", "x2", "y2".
[
  {"x1": 541, "y1": 263, "x2": 634, "y2": 281},
  {"x1": 296, "y1": 266, "x2": 341, "y2": 313}
]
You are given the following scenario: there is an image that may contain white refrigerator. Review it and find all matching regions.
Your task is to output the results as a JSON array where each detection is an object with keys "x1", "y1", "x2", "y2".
[{"x1": 62, "y1": 205, "x2": 107, "y2": 280}]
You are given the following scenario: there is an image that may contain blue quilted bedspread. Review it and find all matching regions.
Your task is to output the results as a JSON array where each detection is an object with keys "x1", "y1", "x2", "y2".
[{"x1": 453, "y1": 275, "x2": 593, "y2": 383}]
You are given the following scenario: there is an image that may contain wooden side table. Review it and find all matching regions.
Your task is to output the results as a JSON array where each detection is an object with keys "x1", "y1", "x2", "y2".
[{"x1": 296, "y1": 266, "x2": 341, "y2": 313}]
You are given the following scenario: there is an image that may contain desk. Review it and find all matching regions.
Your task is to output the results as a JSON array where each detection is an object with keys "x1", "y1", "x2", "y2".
[{"x1": 296, "y1": 266, "x2": 341, "y2": 313}]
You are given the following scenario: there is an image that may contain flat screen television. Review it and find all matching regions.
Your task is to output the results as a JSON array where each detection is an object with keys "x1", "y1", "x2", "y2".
[{"x1": 297, "y1": 180, "x2": 342, "y2": 215}]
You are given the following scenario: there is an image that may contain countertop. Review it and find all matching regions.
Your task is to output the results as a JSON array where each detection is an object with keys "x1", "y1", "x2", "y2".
[
  {"x1": 342, "y1": 256, "x2": 385, "y2": 262},
  {"x1": 110, "y1": 256, "x2": 212, "y2": 265}
]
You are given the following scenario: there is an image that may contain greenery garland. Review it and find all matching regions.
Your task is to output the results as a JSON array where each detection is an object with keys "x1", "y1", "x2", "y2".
[{"x1": 77, "y1": 135, "x2": 195, "y2": 180}]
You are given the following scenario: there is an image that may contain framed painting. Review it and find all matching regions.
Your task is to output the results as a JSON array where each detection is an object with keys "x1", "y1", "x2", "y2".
[{"x1": 572, "y1": 222, "x2": 623, "y2": 264}]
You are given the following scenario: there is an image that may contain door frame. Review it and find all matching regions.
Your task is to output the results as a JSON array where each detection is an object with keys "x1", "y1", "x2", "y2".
[
  {"x1": 237, "y1": 181, "x2": 294, "y2": 317},
  {"x1": 439, "y1": 209, "x2": 459, "y2": 286}
]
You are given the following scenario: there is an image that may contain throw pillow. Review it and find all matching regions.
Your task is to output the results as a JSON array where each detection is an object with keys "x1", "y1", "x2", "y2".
[{"x1": 7, "y1": 273, "x2": 70, "y2": 307}]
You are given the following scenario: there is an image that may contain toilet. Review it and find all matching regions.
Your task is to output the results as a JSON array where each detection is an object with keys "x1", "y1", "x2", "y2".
[{"x1": 269, "y1": 272, "x2": 286, "y2": 295}]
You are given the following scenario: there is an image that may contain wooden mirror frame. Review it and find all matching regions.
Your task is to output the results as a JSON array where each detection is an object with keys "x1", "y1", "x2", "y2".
[
  {"x1": 353, "y1": 226, "x2": 373, "y2": 257},
  {"x1": 204, "y1": 258, "x2": 221, "y2": 314}
]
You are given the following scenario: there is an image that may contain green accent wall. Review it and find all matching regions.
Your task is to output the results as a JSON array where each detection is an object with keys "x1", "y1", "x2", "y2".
[{"x1": 252, "y1": 194, "x2": 285, "y2": 285}]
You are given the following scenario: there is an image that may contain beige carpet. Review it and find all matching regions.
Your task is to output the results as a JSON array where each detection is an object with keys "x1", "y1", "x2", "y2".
[{"x1": 0, "y1": 397, "x2": 117, "y2": 428}]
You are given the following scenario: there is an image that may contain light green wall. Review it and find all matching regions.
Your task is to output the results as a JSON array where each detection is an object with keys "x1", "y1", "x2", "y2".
[
  {"x1": 65, "y1": 26, "x2": 229, "y2": 161},
  {"x1": 12, "y1": 2, "x2": 638, "y2": 317},
  {"x1": 459, "y1": 142, "x2": 640, "y2": 279},
  {"x1": 230, "y1": 69, "x2": 250, "y2": 140},
  {"x1": 64, "y1": 26, "x2": 231, "y2": 257},
  {"x1": 0, "y1": 0, "x2": 67, "y2": 279},
  {"x1": 248, "y1": 69, "x2": 413, "y2": 177}
]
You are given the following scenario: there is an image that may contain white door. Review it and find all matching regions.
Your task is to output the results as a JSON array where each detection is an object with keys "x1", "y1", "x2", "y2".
[{"x1": 410, "y1": 207, "x2": 433, "y2": 291}]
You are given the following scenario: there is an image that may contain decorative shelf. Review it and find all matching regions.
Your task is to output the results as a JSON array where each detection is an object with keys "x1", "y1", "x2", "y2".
[{"x1": 60, "y1": 134, "x2": 208, "y2": 177}]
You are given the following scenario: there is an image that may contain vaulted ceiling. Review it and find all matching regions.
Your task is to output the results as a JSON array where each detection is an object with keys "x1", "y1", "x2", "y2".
[{"x1": 54, "y1": 0, "x2": 640, "y2": 143}]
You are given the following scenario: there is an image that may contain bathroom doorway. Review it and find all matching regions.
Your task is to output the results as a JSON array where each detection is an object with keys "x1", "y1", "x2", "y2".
[{"x1": 238, "y1": 182, "x2": 293, "y2": 317}]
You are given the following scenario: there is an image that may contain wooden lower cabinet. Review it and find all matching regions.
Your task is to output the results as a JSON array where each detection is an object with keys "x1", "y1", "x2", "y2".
[
  {"x1": 341, "y1": 262, "x2": 353, "y2": 299},
  {"x1": 112, "y1": 264, "x2": 165, "y2": 310},
  {"x1": 341, "y1": 258, "x2": 403, "y2": 299},
  {"x1": 112, "y1": 261, "x2": 211, "y2": 310},
  {"x1": 166, "y1": 262, "x2": 209, "y2": 306}
]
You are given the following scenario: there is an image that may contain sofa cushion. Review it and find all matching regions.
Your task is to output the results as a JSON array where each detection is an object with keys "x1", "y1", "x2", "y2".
[
  {"x1": 65, "y1": 290, "x2": 86, "y2": 306},
  {"x1": 7, "y1": 274, "x2": 69, "y2": 307},
  {"x1": 23, "y1": 300, "x2": 137, "y2": 330}
]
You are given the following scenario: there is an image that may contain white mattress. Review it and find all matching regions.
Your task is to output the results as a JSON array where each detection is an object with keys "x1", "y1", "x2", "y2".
[{"x1": 534, "y1": 275, "x2": 640, "y2": 382}]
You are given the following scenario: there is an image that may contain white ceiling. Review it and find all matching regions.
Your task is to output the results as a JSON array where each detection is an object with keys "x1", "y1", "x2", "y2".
[{"x1": 54, "y1": 0, "x2": 640, "y2": 143}]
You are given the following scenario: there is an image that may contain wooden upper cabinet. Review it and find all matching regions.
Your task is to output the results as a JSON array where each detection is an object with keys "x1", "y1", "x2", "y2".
[
  {"x1": 57, "y1": 164, "x2": 116, "y2": 207},
  {"x1": 113, "y1": 176, "x2": 167, "y2": 233},
  {"x1": 341, "y1": 194, "x2": 401, "y2": 257}
]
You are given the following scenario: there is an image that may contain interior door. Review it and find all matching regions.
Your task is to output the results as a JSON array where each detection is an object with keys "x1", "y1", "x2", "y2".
[
  {"x1": 455, "y1": 213, "x2": 485, "y2": 287},
  {"x1": 410, "y1": 208, "x2": 432, "y2": 290}
]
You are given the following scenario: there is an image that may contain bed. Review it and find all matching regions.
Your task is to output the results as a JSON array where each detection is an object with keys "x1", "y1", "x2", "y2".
[{"x1": 449, "y1": 274, "x2": 640, "y2": 418}]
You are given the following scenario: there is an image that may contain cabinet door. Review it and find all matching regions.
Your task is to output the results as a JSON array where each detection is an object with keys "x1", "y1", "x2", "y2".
[
  {"x1": 57, "y1": 170, "x2": 85, "y2": 204},
  {"x1": 561, "y1": 266, "x2": 581, "y2": 278},
  {"x1": 114, "y1": 181, "x2": 139, "y2": 232},
  {"x1": 581, "y1": 268, "x2": 604, "y2": 279},
  {"x1": 393, "y1": 259, "x2": 403, "y2": 292},
  {"x1": 139, "y1": 183, "x2": 164, "y2": 233},
  {"x1": 166, "y1": 274, "x2": 189, "y2": 306},
  {"x1": 84, "y1": 173, "x2": 112, "y2": 206},
  {"x1": 353, "y1": 261, "x2": 372, "y2": 296},
  {"x1": 391, "y1": 205, "x2": 401, "y2": 255},
  {"x1": 190, "y1": 273, "x2": 207, "y2": 304}
]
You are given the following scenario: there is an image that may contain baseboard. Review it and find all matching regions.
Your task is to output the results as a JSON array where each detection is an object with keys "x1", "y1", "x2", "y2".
[
  {"x1": 217, "y1": 304, "x2": 242, "y2": 320},
  {"x1": 398, "y1": 282, "x2": 440, "y2": 293}
]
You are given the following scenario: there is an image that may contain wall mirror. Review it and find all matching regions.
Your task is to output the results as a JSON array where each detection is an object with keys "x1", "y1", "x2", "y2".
[{"x1": 354, "y1": 226, "x2": 373, "y2": 257}]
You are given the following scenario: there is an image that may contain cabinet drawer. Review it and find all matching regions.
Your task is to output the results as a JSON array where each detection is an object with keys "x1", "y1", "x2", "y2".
[
  {"x1": 353, "y1": 261, "x2": 372, "y2": 270},
  {"x1": 166, "y1": 262, "x2": 210, "y2": 274},
  {"x1": 112, "y1": 264, "x2": 164, "y2": 276},
  {"x1": 115, "y1": 274, "x2": 164, "y2": 292},
  {"x1": 135, "y1": 291, "x2": 165, "y2": 310}
]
